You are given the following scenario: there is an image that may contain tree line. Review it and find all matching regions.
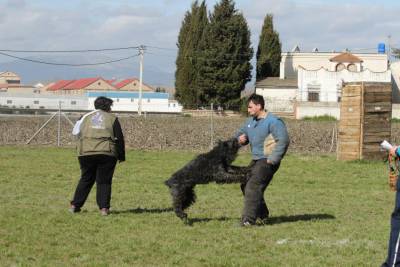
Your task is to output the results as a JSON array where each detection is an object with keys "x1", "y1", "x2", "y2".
[{"x1": 175, "y1": 0, "x2": 281, "y2": 109}]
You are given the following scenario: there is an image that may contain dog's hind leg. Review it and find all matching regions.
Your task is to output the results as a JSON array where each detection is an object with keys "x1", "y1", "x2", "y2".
[{"x1": 170, "y1": 185, "x2": 196, "y2": 223}]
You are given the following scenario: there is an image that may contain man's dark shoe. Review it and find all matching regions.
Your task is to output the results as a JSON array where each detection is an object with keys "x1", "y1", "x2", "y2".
[
  {"x1": 100, "y1": 208, "x2": 110, "y2": 216},
  {"x1": 240, "y1": 219, "x2": 255, "y2": 227},
  {"x1": 69, "y1": 204, "x2": 81, "y2": 213}
]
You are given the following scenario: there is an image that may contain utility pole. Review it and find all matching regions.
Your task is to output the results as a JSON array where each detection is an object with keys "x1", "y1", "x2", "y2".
[
  {"x1": 387, "y1": 35, "x2": 392, "y2": 64},
  {"x1": 138, "y1": 45, "x2": 145, "y2": 116}
]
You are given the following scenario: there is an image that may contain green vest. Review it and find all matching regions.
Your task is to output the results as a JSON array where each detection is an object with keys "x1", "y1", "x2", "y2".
[{"x1": 77, "y1": 110, "x2": 117, "y2": 157}]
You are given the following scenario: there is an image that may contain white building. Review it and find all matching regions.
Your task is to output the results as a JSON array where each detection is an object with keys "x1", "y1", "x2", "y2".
[
  {"x1": 298, "y1": 66, "x2": 391, "y2": 102},
  {"x1": 0, "y1": 93, "x2": 88, "y2": 110},
  {"x1": 87, "y1": 91, "x2": 182, "y2": 113},
  {"x1": 0, "y1": 91, "x2": 183, "y2": 113},
  {"x1": 256, "y1": 47, "x2": 391, "y2": 119},
  {"x1": 280, "y1": 49, "x2": 388, "y2": 79}
]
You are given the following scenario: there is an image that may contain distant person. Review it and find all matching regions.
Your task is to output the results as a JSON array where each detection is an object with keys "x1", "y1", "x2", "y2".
[
  {"x1": 69, "y1": 96, "x2": 125, "y2": 216},
  {"x1": 382, "y1": 145, "x2": 400, "y2": 267},
  {"x1": 236, "y1": 94, "x2": 289, "y2": 226}
]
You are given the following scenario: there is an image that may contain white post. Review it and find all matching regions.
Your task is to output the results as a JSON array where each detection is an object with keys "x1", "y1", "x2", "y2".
[
  {"x1": 57, "y1": 101, "x2": 61, "y2": 147},
  {"x1": 138, "y1": 45, "x2": 145, "y2": 116}
]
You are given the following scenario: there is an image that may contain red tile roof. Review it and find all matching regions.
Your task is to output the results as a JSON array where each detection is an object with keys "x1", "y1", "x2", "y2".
[
  {"x1": 114, "y1": 78, "x2": 139, "y2": 89},
  {"x1": 63, "y1": 77, "x2": 102, "y2": 90},
  {"x1": 330, "y1": 52, "x2": 363, "y2": 63},
  {"x1": 47, "y1": 80, "x2": 75, "y2": 91}
]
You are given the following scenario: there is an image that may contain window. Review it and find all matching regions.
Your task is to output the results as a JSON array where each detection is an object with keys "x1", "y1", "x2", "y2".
[
  {"x1": 7, "y1": 100, "x2": 12, "y2": 104},
  {"x1": 307, "y1": 83, "x2": 320, "y2": 102},
  {"x1": 347, "y1": 64, "x2": 357, "y2": 72},
  {"x1": 336, "y1": 63, "x2": 345, "y2": 71},
  {"x1": 337, "y1": 84, "x2": 342, "y2": 102},
  {"x1": 308, "y1": 92, "x2": 319, "y2": 102},
  {"x1": 34, "y1": 100, "x2": 39, "y2": 104},
  {"x1": 71, "y1": 101, "x2": 76, "y2": 105}
]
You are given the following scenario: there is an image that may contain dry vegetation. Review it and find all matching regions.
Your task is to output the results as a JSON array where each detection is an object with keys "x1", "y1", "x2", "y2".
[{"x1": 0, "y1": 114, "x2": 342, "y2": 154}]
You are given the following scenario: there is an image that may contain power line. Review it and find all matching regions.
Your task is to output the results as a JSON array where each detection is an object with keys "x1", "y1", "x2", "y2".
[
  {"x1": 0, "y1": 46, "x2": 141, "y2": 53},
  {"x1": 0, "y1": 51, "x2": 140, "y2": 66}
]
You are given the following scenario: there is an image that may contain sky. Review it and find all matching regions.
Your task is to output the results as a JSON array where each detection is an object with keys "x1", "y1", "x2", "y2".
[{"x1": 0, "y1": 0, "x2": 400, "y2": 85}]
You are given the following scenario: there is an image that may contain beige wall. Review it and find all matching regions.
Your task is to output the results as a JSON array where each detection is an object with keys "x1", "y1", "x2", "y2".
[
  {"x1": 0, "y1": 71, "x2": 21, "y2": 83},
  {"x1": 1, "y1": 86, "x2": 36, "y2": 94},
  {"x1": 119, "y1": 81, "x2": 153, "y2": 91},
  {"x1": 280, "y1": 52, "x2": 388, "y2": 79},
  {"x1": 84, "y1": 79, "x2": 115, "y2": 90}
]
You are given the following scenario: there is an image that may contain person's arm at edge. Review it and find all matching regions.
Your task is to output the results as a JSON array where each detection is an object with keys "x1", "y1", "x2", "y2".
[{"x1": 113, "y1": 118, "x2": 125, "y2": 162}]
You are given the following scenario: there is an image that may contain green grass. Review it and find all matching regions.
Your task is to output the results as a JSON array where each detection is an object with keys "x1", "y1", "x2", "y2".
[
  {"x1": 302, "y1": 115, "x2": 337, "y2": 121},
  {"x1": 0, "y1": 146, "x2": 394, "y2": 266}
]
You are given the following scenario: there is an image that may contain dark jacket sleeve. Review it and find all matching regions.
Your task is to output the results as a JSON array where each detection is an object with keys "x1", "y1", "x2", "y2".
[{"x1": 113, "y1": 118, "x2": 125, "y2": 162}]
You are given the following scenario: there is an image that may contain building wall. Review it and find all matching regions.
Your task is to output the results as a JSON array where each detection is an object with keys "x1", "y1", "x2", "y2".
[
  {"x1": 295, "y1": 101, "x2": 340, "y2": 119},
  {"x1": 391, "y1": 62, "x2": 400, "y2": 103},
  {"x1": 0, "y1": 94, "x2": 88, "y2": 110},
  {"x1": 87, "y1": 97, "x2": 182, "y2": 113},
  {"x1": 84, "y1": 80, "x2": 115, "y2": 91},
  {"x1": 119, "y1": 81, "x2": 153, "y2": 91},
  {"x1": 280, "y1": 52, "x2": 388, "y2": 79},
  {"x1": 256, "y1": 87, "x2": 297, "y2": 113},
  {"x1": 0, "y1": 71, "x2": 21, "y2": 84},
  {"x1": 298, "y1": 68, "x2": 391, "y2": 102}
]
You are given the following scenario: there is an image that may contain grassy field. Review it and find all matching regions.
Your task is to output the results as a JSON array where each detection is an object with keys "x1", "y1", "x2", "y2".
[{"x1": 0, "y1": 146, "x2": 395, "y2": 266}]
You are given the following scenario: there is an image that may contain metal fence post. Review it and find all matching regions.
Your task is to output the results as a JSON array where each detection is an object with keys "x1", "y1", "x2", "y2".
[{"x1": 210, "y1": 103, "x2": 214, "y2": 148}]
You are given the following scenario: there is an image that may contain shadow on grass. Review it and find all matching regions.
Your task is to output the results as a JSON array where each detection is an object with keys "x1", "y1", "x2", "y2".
[
  {"x1": 186, "y1": 216, "x2": 232, "y2": 226},
  {"x1": 266, "y1": 213, "x2": 335, "y2": 225},
  {"x1": 186, "y1": 213, "x2": 335, "y2": 226},
  {"x1": 112, "y1": 207, "x2": 173, "y2": 215}
]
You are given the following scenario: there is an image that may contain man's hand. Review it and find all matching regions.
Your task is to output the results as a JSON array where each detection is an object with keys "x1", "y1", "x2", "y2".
[
  {"x1": 390, "y1": 146, "x2": 398, "y2": 157},
  {"x1": 238, "y1": 134, "x2": 248, "y2": 145}
]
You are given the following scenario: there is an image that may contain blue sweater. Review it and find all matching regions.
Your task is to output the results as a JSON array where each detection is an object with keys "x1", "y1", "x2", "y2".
[{"x1": 236, "y1": 113, "x2": 290, "y2": 164}]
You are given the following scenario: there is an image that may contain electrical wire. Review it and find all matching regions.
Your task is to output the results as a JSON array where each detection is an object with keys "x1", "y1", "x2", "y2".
[
  {"x1": 0, "y1": 46, "x2": 141, "y2": 53},
  {"x1": 0, "y1": 51, "x2": 140, "y2": 66}
]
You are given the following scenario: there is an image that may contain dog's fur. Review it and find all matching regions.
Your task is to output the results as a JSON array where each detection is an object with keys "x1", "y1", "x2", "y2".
[{"x1": 165, "y1": 138, "x2": 249, "y2": 220}]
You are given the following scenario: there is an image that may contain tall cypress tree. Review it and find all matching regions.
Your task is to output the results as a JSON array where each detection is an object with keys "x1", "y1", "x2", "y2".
[
  {"x1": 197, "y1": 0, "x2": 253, "y2": 108},
  {"x1": 175, "y1": 5, "x2": 193, "y2": 107},
  {"x1": 175, "y1": 1, "x2": 208, "y2": 108},
  {"x1": 256, "y1": 14, "x2": 281, "y2": 80}
]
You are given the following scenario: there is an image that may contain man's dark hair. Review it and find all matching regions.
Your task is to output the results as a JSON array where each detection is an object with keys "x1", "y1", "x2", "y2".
[
  {"x1": 247, "y1": 94, "x2": 265, "y2": 109},
  {"x1": 94, "y1": 96, "x2": 113, "y2": 112}
]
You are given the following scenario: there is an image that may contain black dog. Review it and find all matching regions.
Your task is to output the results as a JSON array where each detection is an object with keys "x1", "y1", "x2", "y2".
[{"x1": 165, "y1": 138, "x2": 249, "y2": 221}]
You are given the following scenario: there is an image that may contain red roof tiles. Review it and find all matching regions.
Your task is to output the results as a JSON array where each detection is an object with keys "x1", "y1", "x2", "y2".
[
  {"x1": 114, "y1": 78, "x2": 139, "y2": 89},
  {"x1": 47, "y1": 80, "x2": 75, "y2": 91},
  {"x1": 330, "y1": 52, "x2": 363, "y2": 63}
]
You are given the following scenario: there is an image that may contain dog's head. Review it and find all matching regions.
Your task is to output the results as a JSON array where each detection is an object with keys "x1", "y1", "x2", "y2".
[{"x1": 217, "y1": 138, "x2": 241, "y2": 164}]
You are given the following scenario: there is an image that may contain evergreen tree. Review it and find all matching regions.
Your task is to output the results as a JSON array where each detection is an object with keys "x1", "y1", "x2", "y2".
[
  {"x1": 197, "y1": 0, "x2": 253, "y2": 108},
  {"x1": 256, "y1": 14, "x2": 281, "y2": 80},
  {"x1": 175, "y1": 1, "x2": 208, "y2": 108}
]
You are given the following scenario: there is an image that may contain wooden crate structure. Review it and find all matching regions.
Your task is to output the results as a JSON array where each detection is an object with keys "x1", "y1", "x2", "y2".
[{"x1": 337, "y1": 82, "x2": 392, "y2": 160}]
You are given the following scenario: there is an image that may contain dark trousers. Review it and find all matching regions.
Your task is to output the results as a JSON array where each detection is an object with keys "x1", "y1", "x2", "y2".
[
  {"x1": 383, "y1": 183, "x2": 400, "y2": 267},
  {"x1": 71, "y1": 155, "x2": 117, "y2": 209},
  {"x1": 241, "y1": 159, "x2": 280, "y2": 223}
]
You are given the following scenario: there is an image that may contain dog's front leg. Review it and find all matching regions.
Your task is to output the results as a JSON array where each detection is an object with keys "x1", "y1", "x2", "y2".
[{"x1": 215, "y1": 165, "x2": 249, "y2": 184}]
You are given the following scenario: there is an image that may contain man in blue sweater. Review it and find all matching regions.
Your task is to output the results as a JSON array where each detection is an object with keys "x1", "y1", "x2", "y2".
[
  {"x1": 236, "y1": 94, "x2": 290, "y2": 226},
  {"x1": 382, "y1": 146, "x2": 400, "y2": 267}
]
